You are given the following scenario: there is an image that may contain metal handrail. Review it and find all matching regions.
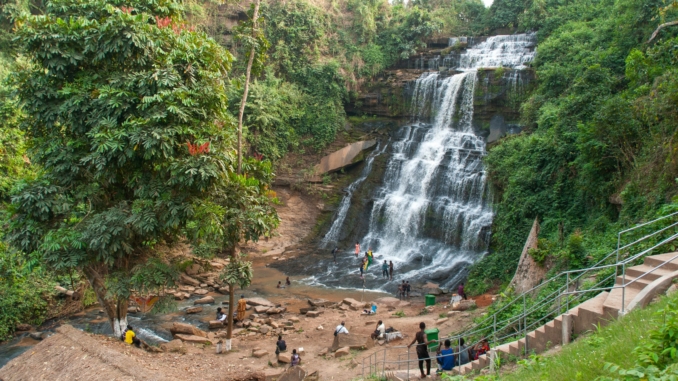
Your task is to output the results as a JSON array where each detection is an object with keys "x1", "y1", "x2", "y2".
[{"x1": 361, "y1": 212, "x2": 678, "y2": 379}]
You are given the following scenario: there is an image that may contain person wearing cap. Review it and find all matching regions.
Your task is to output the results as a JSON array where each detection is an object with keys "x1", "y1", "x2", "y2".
[{"x1": 237, "y1": 295, "x2": 247, "y2": 322}]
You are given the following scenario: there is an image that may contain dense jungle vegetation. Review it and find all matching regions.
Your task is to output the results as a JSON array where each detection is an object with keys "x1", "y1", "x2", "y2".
[{"x1": 0, "y1": 0, "x2": 677, "y2": 342}]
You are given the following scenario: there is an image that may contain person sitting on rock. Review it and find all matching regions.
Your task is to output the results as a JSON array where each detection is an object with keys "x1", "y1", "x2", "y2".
[
  {"x1": 124, "y1": 325, "x2": 141, "y2": 348},
  {"x1": 216, "y1": 307, "x2": 227, "y2": 322},
  {"x1": 290, "y1": 349, "x2": 301, "y2": 367},
  {"x1": 275, "y1": 335, "x2": 287, "y2": 355},
  {"x1": 473, "y1": 338, "x2": 490, "y2": 360},
  {"x1": 371, "y1": 320, "x2": 385, "y2": 340},
  {"x1": 436, "y1": 339, "x2": 455, "y2": 373},
  {"x1": 285, "y1": 277, "x2": 291, "y2": 286},
  {"x1": 335, "y1": 321, "x2": 349, "y2": 335}
]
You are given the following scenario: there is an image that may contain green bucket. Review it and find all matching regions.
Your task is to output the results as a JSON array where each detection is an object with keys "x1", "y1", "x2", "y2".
[
  {"x1": 425, "y1": 294, "x2": 436, "y2": 306},
  {"x1": 425, "y1": 328, "x2": 439, "y2": 351}
]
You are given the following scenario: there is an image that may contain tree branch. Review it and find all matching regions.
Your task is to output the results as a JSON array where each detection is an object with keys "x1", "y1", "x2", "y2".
[{"x1": 648, "y1": 20, "x2": 678, "y2": 43}]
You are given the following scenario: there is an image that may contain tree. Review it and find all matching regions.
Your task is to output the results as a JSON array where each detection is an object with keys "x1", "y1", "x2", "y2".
[
  {"x1": 187, "y1": 159, "x2": 278, "y2": 350},
  {"x1": 8, "y1": 0, "x2": 236, "y2": 337}
]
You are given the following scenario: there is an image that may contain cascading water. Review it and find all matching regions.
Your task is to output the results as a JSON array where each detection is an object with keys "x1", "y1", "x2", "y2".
[
  {"x1": 321, "y1": 142, "x2": 388, "y2": 248},
  {"x1": 307, "y1": 34, "x2": 536, "y2": 291}
]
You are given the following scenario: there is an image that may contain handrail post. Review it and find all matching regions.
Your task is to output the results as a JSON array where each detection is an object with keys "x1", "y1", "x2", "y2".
[
  {"x1": 566, "y1": 272, "x2": 570, "y2": 312},
  {"x1": 407, "y1": 347, "x2": 410, "y2": 380},
  {"x1": 383, "y1": 347, "x2": 387, "y2": 378},
  {"x1": 621, "y1": 262, "x2": 627, "y2": 316},
  {"x1": 493, "y1": 314, "x2": 497, "y2": 345},
  {"x1": 523, "y1": 293, "x2": 528, "y2": 354}
]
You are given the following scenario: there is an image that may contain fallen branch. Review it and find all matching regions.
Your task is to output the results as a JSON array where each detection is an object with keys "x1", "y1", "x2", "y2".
[{"x1": 648, "y1": 20, "x2": 678, "y2": 43}]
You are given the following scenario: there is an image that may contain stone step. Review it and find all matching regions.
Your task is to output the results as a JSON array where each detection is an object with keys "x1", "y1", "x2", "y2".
[
  {"x1": 644, "y1": 252, "x2": 678, "y2": 272},
  {"x1": 625, "y1": 264, "x2": 675, "y2": 282},
  {"x1": 603, "y1": 286, "x2": 640, "y2": 319},
  {"x1": 615, "y1": 275, "x2": 652, "y2": 291},
  {"x1": 572, "y1": 291, "x2": 608, "y2": 334},
  {"x1": 471, "y1": 354, "x2": 489, "y2": 370},
  {"x1": 458, "y1": 362, "x2": 473, "y2": 375}
]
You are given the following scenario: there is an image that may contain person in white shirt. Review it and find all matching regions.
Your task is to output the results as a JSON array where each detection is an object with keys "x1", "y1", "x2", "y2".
[
  {"x1": 335, "y1": 321, "x2": 349, "y2": 335},
  {"x1": 216, "y1": 307, "x2": 227, "y2": 322},
  {"x1": 371, "y1": 320, "x2": 385, "y2": 339}
]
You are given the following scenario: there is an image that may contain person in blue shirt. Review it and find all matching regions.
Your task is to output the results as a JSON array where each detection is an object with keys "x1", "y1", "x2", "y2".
[{"x1": 436, "y1": 339, "x2": 455, "y2": 373}]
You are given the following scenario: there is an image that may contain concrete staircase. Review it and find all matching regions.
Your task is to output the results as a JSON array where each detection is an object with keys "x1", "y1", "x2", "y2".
[{"x1": 456, "y1": 252, "x2": 678, "y2": 375}]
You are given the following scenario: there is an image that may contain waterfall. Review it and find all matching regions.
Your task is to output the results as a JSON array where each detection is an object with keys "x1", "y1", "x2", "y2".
[
  {"x1": 320, "y1": 142, "x2": 388, "y2": 247},
  {"x1": 309, "y1": 33, "x2": 536, "y2": 290},
  {"x1": 457, "y1": 33, "x2": 536, "y2": 69}
]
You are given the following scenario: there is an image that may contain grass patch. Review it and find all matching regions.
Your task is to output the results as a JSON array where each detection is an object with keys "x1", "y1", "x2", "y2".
[{"x1": 493, "y1": 293, "x2": 676, "y2": 381}]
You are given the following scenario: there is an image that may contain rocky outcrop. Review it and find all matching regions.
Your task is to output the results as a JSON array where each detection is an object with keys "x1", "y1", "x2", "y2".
[
  {"x1": 508, "y1": 217, "x2": 546, "y2": 294},
  {"x1": 170, "y1": 322, "x2": 207, "y2": 338},
  {"x1": 314, "y1": 140, "x2": 377, "y2": 176},
  {"x1": 331, "y1": 334, "x2": 373, "y2": 352}
]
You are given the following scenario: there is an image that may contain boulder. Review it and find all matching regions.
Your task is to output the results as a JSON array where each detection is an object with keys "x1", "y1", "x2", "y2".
[
  {"x1": 217, "y1": 287, "x2": 230, "y2": 294},
  {"x1": 331, "y1": 334, "x2": 374, "y2": 352},
  {"x1": 175, "y1": 334, "x2": 212, "y2": 345},
  {"x1": 247, "y1": 297, "x2": 275, "y2": 308},
  {"x1": 278, "y1": 366, "x2": 307, "y2": 381},
  {"x1": 374, "y1": 297, "x2": 401, "y2": 308},
  {"x1": 174, "y1": 292, "x2": 189, "y2": 301},
  {"x1": 15, "y1": 324, "x2": 31, "y2": 331},
  {"x1": 193, "y1": 289, "x2": 209, "y2": 295},
  {"x1": 252, "y1": 349, "x2": 269, "y2": 358},
  {"x1": 308, "y1": 298, "x2": 332, "y2": 307},
  {"x1": 160, "y1": 339, "x2": 185, "y2": 352},
  {"x1": 299, "y1": 307, "x2": 316, "y2": 314},
  {"x1": 316, "y1": 325, "x2": 323, "y2": 330},
  {"x1": 278, "y1": 352, "x2": 292, "y2": 363},
  {"x1": 194, "y1": 296, "x2": 215, "y2": 305},
  {"x1": 259, "y1": 325, "x2": 271, "y2": 334},
  {"x1": 29, "y1": 331, "x2": 47, "y2": 340},
  {"x1": 306, "y1": 310, "x2": 323, "y2": 318},
  {"x1": 342, "y1": 298, "x2": 360, "y2": 306},
  {"x1": 170, "y1": 322, "x2": 207, "y2": 338},
  {"x1": 314, "y1": 140, "x2": 377, "y2": 175},
  {"x1": 254, "y1": 305, "x2": 271, "y2": 314},
  {"x1": 447, "y1": 311, "x2": 458, "y2": 317},
  {"x1": 180, "y1": 274, "x2": 201, "y2": 287},
  {"x1": 436, "y1": 318, "x2": 449, "y2": 325},
  {"x1": 317, "y1": 347, "x2": 328, "y2": 356},
  {"x1": 334, "y1": 347, "x2": 350, "y2": 358},
  {"x1": 127, "y1": 306, "x2": 140, "y2": 314},
  {"x1": 185, "y1": 264, "x2": 202, "y2": 276},
  {"x1": 452, "y1": 300, "x2": 477, "y2": 311},
  {"x1": 185, "y1": 306, "x2": 203, "y2": 314},
  {"x1": 289, "y1": 317, "x2": 300, "y2": 323},
  {"x1": 209, "y1": 320, "x2": 224, "y2": 329},
  {"x1": 268, "y1": 307, "x2": 286, "y2": 314}
]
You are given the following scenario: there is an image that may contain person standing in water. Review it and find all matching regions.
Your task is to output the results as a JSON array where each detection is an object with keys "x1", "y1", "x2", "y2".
[
  {"x1": 381, "y1": 260, "x2": 389, "y2": 279},
  {"x1": 389, "y1": 261, "x2": 394, "y2": 280},
  {"x1": 408, "y1": 322, "x2": 432, "y2": 378},
  {"x1": 458, "y1": 283, "x2": 467, "y2": 300},
  {"x1": 355, "y1": 242, "x2": 360, "y2": 257},
  {"x1": 332, "y1": 246, "x2": 338, "y2": 263}
]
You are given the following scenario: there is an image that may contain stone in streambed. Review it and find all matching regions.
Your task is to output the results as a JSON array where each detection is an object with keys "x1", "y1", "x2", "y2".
[
  {"x1": 185, "y1": 306, "x2": 203, "y2": 314},
  {"x1": 194, "y1": 296, "x2": 215, "y2": 305},
  {"x1": 170, "y1": 322, "x2": 207, "y2": 337}
]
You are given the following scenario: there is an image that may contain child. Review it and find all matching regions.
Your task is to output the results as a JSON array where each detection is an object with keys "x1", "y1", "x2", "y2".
[{"x1": 291, "y1": 349, "x2": 301, "y2": 367}]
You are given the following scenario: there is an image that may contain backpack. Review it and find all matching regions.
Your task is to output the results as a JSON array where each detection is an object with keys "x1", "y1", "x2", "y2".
[{"x1": 334, "y1": 327, "x2": 341, "y2": 337}]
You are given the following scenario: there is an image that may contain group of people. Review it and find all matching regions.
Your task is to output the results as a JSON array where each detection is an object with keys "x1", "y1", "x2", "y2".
[
  {"x1": 397, "y1": 281, "x2": 411, "y2": 298},
  {"x1": 332, "y1": 243, "x2": 396, "y2": 281},
  {"x1": 276, "y1": 277, "x2": 291, "y2": 288},
  {"x1": 216, "y1": 295, "x2": 248, "y2": 324},
  {"x1": 408, "y1": 322, "x2": 491, "y2": 378}
]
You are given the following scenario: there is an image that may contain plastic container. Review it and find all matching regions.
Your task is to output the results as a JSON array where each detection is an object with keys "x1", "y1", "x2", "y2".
[
  {"x1": 425, "y1": 294, "x2": 436, "y2": 306},
  {"x1": 425, "y1": 328, "x2": 439, "y2": 351}
]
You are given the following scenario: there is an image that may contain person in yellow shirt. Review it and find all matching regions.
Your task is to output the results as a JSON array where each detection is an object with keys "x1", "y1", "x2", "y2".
[
  {"x1": 237, "y1": 295, "x2": 247, "y2": 322},
  {"x1": 124, "y1": 325, "x2": 140, "y2": 347}
]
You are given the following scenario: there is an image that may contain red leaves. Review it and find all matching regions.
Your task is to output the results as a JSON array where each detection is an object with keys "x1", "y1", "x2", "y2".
[
  {"x1": 120, "y1": 6, "x2": 133, "y2": 14},
  {"x1": 155, "y1": 16, "x2": 195, "y2": 34},
  {"x1": 187, "y1": 141, "x2": 210, "y2": 156},
  {"x1": 253, "y1": 152, "x2": 263, "y2": 161}
]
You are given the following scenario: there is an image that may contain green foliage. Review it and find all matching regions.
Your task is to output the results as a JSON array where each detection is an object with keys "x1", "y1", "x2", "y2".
[
  {"x1": 468, "y1": 0, "x2": 678, "y2": 294},
  {"x1": 5, "y1": 0, "x2": 248, "y2": 330},
  {"x1": 597, "y1": 297, "x2": 678, "y2": 381},
  {"x1": 220, "y1": 260, "x2": 253, "y2": 290}
]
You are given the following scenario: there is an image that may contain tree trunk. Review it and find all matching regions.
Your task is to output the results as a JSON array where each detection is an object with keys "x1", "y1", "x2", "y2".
[
  {"x1": 236, "y1": 0, "x2": 261, "y2": 175},
  {"x1": 83, "y1": 265, "x2": 128, "y2": 338},
  {"x1": 226, "y1": 246, "x2": 236, "y2": 350},
  {"x1": 648, "y1": 20, "x2": 678, "y2": 43}
]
